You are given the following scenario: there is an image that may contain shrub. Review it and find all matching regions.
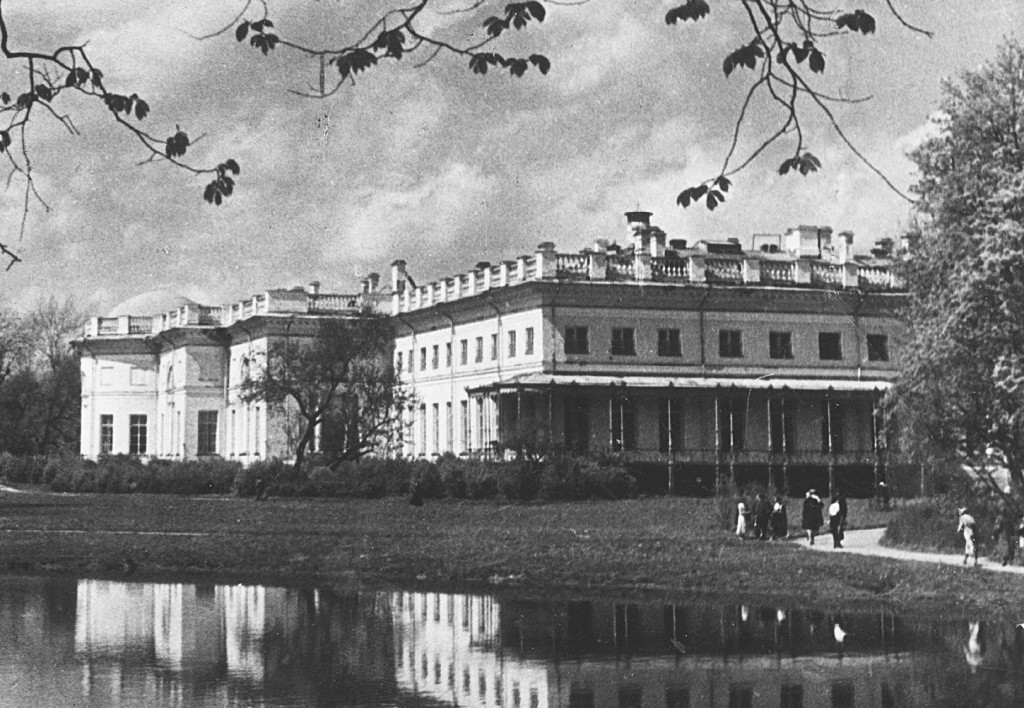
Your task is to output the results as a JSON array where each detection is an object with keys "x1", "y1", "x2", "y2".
[
  {"x1": 437, "y1": 454, "x2": 468, "y2": 499},
  {"x1": 883, "y1": 493, "x2": 1002, "y2": 554},
  {"x1": 0, "y1": 454, "x2": 50, "y2": 485},
  {"x1": 497, "y1": 462, "x2": 540, "y2": 502},
  {"x1": 410, "y1": 459, "x2": 443, "y2": 498},
  {"x1": 49, "y1": 456, "x2": 241, "y2": 494},
  {"x1": 538, "y1": 456, "x2": 637, "y2": 501}
]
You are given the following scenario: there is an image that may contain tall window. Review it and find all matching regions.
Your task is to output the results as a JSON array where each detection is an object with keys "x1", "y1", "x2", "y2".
[
  {"x1": 508, "y1": 330, "x2": 517, "y2": 357},
  {"x1": 525, "y1": 327, "x2": 535, "y2": 355},
  {"x1": 658, "y1": 328, "x2": 681, "y2": 357},
  {"x1": 718, "y1": 398, "x2": 745, "y2": 452},
  {"x1": 490, "y1": 333, "x2": 498, "y2": 360},
  {"x1": 418, "y1": 404, "x2": 427, "y2": 455},
  {"x1": 197, "y1": 411, "x2": 218, "y2": 455},
  {"x1": 867, "y1": 334, "x2": 889, "y2": 361},
  {"x1": 460, "y1": 339, "x2": 468, "y2": 365},
  {"x1": 659, "y1": 397, "x2": 683, "y2": 453},
  {"x1": 129, "y1": 414, "x2": 148, "y2": 455},
  {"x1": 719, "y1": 330, "x2": 743, "y2": 358},
  {"x1": 769, "y1": 331, "x2": 793, "y2": 359},
  {"x1": 432, "y1": 403, "x2": 440, "y2": 454},
  {"x1": 565, "y1": 326, "x2": 589, "y2": 355},
  {"x1": 460, "y1": 400, "x2": 470, "y2": 453},
  {"x1": 420, "y1": 347, "x2": 427, "y2": 371},
  {"x1": 475, "y1": 337, "x2": 484, "y2": 363},
  {"x1": 611, "y1": 396, "x2": 637, "y2": 451},
  {"x1": 396, "y1": 351, "x2": 403, "y2": 372},
  {"x1": 445, "y1": 402, "x2": 453, "y2": 451},
  {"x1": 445, "y1": 342, "x2": 452, "y2": 367},
  {"x1": 99, "y1": 414, "x2": 113, "y2": 454},
  {"x1": 818, "y1": 332, "x2": 842, "y2": 360},
  {"x1": 407, "y1": 349, "x2": 414, "y2": 373},
  {"x1": 611, "y1": 328, "x2": 636, "y2": 356},
  {"x1": 430, "y1": 345, "x2": 438, "y2": 369}
]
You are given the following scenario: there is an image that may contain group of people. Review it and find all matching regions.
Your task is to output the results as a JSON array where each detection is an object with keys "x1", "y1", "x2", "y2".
[
  {"x1": 800, "y1": 489, "x2": 848, "y2": 548},
  {"x1": 735, "y1": 493, "x2": 790, "y2": 540},
  {"x1": 957, "y1": 504, "x2": 1024, "y2": 567}
]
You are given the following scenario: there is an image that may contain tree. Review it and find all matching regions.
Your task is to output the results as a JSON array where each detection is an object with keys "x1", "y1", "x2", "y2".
[
  {"x1": 239, "y1": 314, "x2": 409, "y2": 469},
  {"x1": 890, "y1": 40, "x2": 1024, "y2": 491},
  {"x1": 0, "y1": 1, "x2": 928, "y2": 267}
]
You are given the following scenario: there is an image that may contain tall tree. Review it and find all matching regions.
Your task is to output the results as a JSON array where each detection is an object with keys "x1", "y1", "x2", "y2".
[
  {"x1": 892, "y1": 40, "x2": 1024, "y2": 488},
  {"x1": 239, "y1": 314, "x2": 409, "y2": 469}
]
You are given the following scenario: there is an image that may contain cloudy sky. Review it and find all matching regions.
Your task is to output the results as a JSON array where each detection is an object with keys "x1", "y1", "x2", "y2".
[{"x1": 0, "y1": 0, "x2": 1020, "y2": 315}]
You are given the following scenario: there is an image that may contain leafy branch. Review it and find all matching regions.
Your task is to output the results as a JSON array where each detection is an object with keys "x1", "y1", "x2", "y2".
[{"x1": 667, "y1": 0, "x2": 931, "y2": 212}]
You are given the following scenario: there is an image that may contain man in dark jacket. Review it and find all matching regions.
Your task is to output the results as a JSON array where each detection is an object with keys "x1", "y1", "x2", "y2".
[
  {"x1": 752, "y1": 493, "x2": 771, "y2": 540},
  {"x1": 991, "y1": 505, "x2": 1019, "y2": 566},
  {"x1": 802, "y1": 489, "x2": 824, "y2": 545}
]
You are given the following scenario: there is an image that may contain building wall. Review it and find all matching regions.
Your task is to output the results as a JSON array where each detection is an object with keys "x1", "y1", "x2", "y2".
[{"x1": 80, "y1": 350, "x2": 158, "y2": 457}]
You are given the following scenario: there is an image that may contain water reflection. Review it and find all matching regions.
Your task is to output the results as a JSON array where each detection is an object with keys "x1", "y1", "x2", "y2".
[{"x1": 0, "y1": 576, "x2": 1023, "y2": 706}]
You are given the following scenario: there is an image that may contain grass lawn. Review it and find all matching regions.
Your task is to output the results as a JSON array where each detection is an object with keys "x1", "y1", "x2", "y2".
[{"x1": 1, "y1": 491, "x2": 1021, "y2": 616}]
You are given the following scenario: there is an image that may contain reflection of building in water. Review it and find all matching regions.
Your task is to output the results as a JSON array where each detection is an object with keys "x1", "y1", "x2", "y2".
[{"x1": 391, "y1": 591, "x2": 550, "y2": 707}]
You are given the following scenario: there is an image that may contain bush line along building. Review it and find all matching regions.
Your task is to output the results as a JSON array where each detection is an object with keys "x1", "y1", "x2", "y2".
[{"x1": 77, "y1": 212, "x2": 906, "y2": 494}]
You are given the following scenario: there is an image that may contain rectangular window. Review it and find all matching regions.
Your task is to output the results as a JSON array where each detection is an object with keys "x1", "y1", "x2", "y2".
[
  {"x1": 659, "y1": 398, "x2": 683, "y2": 453},
  {"x1": 99, "y1": 414, "x2": 113, "y2": 454},
  {"x1": 508, "y1": 330, "x2": 517, "y2": 358},
  {"x1": 718, "y1": 398, "x2": 745, "y2": 452},
  {"x1": 611, "y1": 328, "x2": 636, "y2": 356},
  {"x1": 769, "y1": 331, "x2": 793, "y2": 359},
  {"x1": 129, "y1": 367, "x2": 148, "y2": 386},
  {"x1": 396, "y1": 351, "x2": 403, "y2": 372},
  {"x1": 565, "y1": 326, "x2": 589, "y2": 355},
  {"x1": 129, "y1": 414, "x2": 148, "y2": 455},
  {"x1": 446, "y1": 402, "x2": 453, "y2": 451},
  {"x1": 564, "y1": 395, "x2": 589, "y2": 453},
  {"x1": 445, "y1": 342, "x2": 452, "y2": 368},
  {"x1": 460, "y1": 400, "x2": 470, "y2": 453},
  {"x1": 197, "y1": 410, "x2": 218, "y2": 455},
  {"x1": 407, "y1": 349, "x2": 414, "y2": 373},
  {"x1": 432, "y1": 403, "x2": 440, "y2": 454},
  {"x1": 867, "y1": 334, "x2": 889, "y2": 361},
  {"x1": 525, "y1": 327, "x2": 535, "y2": 355},
  {"x1": 611, "y1": 396, "x2": 637, "y2": 451},
  {"x1": 490, "y1": 333, "x2": 498, "y2": 361},
  {"x1": 658, "y1": 328, "x2": 681, "y2": 357},
  {"x1": 420, "y1": 347, "x2": 428, "y2": 371},
  {"x1": 818, "y1": 332, "x2": 842, "y2": 360},
  {"x1": 475, "y1": 337, "x2": 484, "y2": 363},
  {"x1": 460, "y1": 339, "x2": 468, "y2": 366},
  {"x1": 821, "y1": 399, "x2": 845, "y2": 453},
  {"x1": 719, "y1": 330, "x2": 743, "y2": 358},
  {"x1": 418, "y1": 404, "x2": 427, "y2": 455},
  {"x1": 432, "y1": 344, "x2": 439, "y2": 370}
]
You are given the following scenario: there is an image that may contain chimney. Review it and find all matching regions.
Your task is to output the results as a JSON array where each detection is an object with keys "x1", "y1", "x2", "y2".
[
  {"x1": 594, "y1": 238, "x2": 610, "y2": 253},
  {"x1": 391, "y1": 260, "x2": 407, "y2": 294},
  {"x1": 625, "y1": 210, "x2": 654, "y2": 254},
  {"x1": 475, "y1": 261, "x2": 491, "y2": 271},
  {"x1": 367, "y1": 272, "x2": 380, "y2": 292},
  {"x1": 308, "y1": 281, "x2": 321, "y2": 295},
  {"x1": 360, "y1": 279, "x2": 370, "y2": 294},
  {"x1": 837, "y1": 231, "x2": 854, "y2": 263},
  {"x1": 669, "y1": 239, "x2": 688, "y2": 251}
]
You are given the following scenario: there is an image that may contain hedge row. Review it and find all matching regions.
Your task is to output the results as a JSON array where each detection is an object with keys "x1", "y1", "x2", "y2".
[{"x1": 2, "y1": 453, "x2": 637, "y2": 502}]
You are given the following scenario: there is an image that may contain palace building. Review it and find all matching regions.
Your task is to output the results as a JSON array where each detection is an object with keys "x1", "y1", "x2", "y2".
[
  {"x1": 77, "y1": 210, "x2": 905, "y2": 495},
  {"x1": 391, "y1": 212, "x2": 905, "y2": 494}
]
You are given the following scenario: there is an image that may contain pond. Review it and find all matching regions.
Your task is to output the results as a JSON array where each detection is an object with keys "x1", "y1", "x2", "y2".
[{"x1": 0, "y1": 575, "x2": 1022, "y2": 707}]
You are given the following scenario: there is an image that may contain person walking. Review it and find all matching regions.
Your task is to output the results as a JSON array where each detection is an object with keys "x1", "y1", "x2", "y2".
[
  {"x1": 828, "y1": 495, "x2": 844, "y2": 548},
  {"x1": 991, "y1": 505, "x2": 1018, "y2": 566},
  {"x1": 752, "y1": 493, "x2": 771, "y2": 540},
  {"x1": 736, "y1": 498, "x2": 749, "y2": 538},
  {"x1": 802, "y1": 489, "x2": 824, "y2": 545},
  {"x1": 770, "y1": 496, "x2": 789, "y2": 540},
  {"x1": 957, "y1": 507, "x2": 979, "y2": 567}
]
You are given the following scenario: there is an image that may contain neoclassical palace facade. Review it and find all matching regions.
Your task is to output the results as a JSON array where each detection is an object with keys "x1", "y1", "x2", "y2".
[{"x1": 78, "y1": 212, "x2": 905, "y2": 493}]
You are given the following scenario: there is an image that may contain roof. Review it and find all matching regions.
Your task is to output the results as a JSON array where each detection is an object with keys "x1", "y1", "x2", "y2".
[
  {"x1": 467, "y1": 374, "x2": 893, "y2": 393},
  {"x1": 105, "y1": 290, "x2": 201, "y2": 318}
]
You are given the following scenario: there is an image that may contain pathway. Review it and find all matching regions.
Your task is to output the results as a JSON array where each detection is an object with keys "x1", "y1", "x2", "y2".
[{"x1": 795, "y1": 528, "x2": 1024, "y2": 575}]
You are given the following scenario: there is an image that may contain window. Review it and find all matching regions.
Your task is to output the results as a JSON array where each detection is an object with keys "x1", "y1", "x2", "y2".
[
  {"x1": 460, "y1": 339, "x2": 468, "y2": 366},
  {"x1": 198, "y1": 411, "x2": 218, "y2": 455},
  {"x1": 569, "y1": 689, "x2": 595, "y2": 708},
  {"x1": 769, "y1": 331, "x2": 793, "y2": 359},
  {"x1": 407, "y1": 349, "x2": 414, "y2": 373},
  {"x1": 420, "y1": 347, "x2": 427, "y2": 371},
  {"x1": 396, "y1": 351, "x2": 403, "y2": 372},
  {"x1": 565, "y1": 326, "x2": 589, "y2": 355},
  {"x1": 129, "y1": 414, "x2": 148, "y2": 455},
  {"x1": 418, "y1": 404, "x2": 427, "y2": 455},
  {"x1": 718, "y1": 398, "x2": 745, "y2": 451},
  {"x1": 460, "y1": 400, "x2": 470, "y2": 453},
  {"x1": 432, "y1": 403, "x2": 440, "y2": 453},
  {"x1": 475, "y1": 337, "x2": 484, "y2": 363},
  {"x1": 490, "y1": 333, "x2": 498, "y2": 360},
  {"x1": 658, "y1": 328, "x2": 681, "y2": 357},
  {"x1": 508, "y1": 330, "x2": 517, "y2": 358},
  {"x1": 130, "y1": 367, "x2": 148, "y2": 386},
  {"x1": 659, "y1": 397, "x2": 683, "y2": 452},
  {"x1": 564, "y1": 395, "x2": 589, "y2": 452},
  {"x1": 525, "y1": 327, "x2": 535, "y2": 355},
  {"x1": 445, "y1": 402, "x2": 453, "y2": 451},
  {"x1": 611, "y1": 328, "x2": 636, "y2": 356},
  {"x1": 821, "y1": 399, "x2": 845, "y2": 453},
  {"x1": 431, "y1": 344, "x2": 439, "y2": 369},
  {"x1": 818, "y1": 332, "x2": 842, "y2": 360},
  {"x1": 611, "y1": 396, "x2": 637, "y2": 451},
  {"x1": 831, "y1": 683, "x2": 854, "y2": 708},
  {"x1": 618, "y1": 685, "x2": 643, "y2": 708},
  {"x1": 867, "y1": 334, "x2": 889, "y2": 361},
  {"x1": 99, "y1": 414, "x2": 113, "y2": 454},
  {"x1": 719, "y1": 330, "x2": 743, "y2": 358},
  {"x1": 445, "y1": 342, "x2": 452, "y2": 368}
]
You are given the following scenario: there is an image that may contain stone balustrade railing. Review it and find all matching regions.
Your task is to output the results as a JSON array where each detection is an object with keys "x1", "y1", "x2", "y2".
[{"x1": 394, "y1": 246, "x2": 902, "y2": 314}]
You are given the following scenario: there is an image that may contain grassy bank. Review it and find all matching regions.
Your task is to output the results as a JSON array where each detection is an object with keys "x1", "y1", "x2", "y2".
[{"x1": 2, "y1": 490, "x2": 1021, "y2": 616}]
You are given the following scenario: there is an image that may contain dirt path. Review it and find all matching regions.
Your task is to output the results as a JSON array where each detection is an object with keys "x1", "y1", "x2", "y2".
[{"x1": 796, "y1": 528, "x2": 1024, "y2": 574}]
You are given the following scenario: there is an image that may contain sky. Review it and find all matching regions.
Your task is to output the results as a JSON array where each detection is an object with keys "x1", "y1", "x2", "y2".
[{"x1": 0, "y1": 0, "x2": 1020, "y2": 316}]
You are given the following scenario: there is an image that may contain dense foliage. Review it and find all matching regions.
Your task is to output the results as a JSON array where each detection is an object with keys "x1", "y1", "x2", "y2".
[{"x1": 892, "y1": 40, "x2": 1024, "y2": 491}]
